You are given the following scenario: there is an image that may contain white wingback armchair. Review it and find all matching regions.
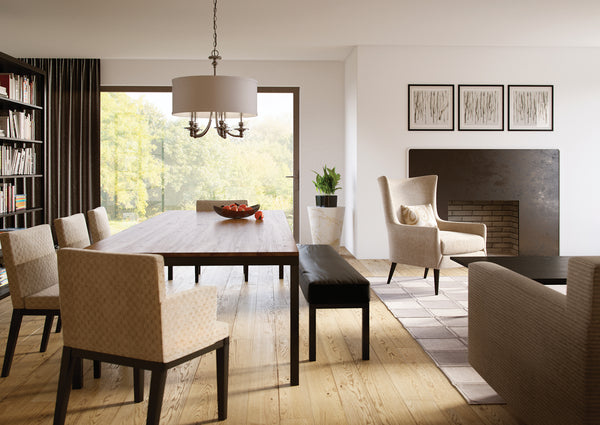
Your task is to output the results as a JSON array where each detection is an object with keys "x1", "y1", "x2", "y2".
[{"x1": 377, "y1": 175, "x2": 486, "y2": 294}]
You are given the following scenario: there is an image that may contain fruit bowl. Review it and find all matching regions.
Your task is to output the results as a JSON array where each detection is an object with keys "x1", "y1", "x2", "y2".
[{"x1": 213, "y1": 204, "x2": 260, "y2": 219}]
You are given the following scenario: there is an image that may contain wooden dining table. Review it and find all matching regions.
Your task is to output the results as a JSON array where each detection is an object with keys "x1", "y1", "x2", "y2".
[{"x1": 87, "y1": 209, "x2": 301, "y2": 386}]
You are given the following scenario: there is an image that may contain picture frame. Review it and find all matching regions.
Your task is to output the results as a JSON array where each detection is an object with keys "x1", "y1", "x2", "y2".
[
  {"x1": 458, "y1": 85, "x2": 504, "y2": 131},
  {"x1": 408, "y1": 84, "x2": 454, "y2": 130},
  {"x1": 508, "y1": 85, "x2": 553, "y2": 131}
]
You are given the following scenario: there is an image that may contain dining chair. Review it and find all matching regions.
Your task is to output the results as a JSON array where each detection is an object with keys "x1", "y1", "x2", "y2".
[
  {"x1": 378, "y1": 175, "x2": 486, "y2": 295},
  {"x1": 54, "y1": 212, "x2": 102, "y2": 379},
  {"x1": 87, "y1": 206, "x2": 111, "y2": 243},
  {"x1": 54, "y1": 213, "x2": 91, "y2": 249},
  {"x1": 54, "y1": 248, "x2": 230, "y2": 425},
  {"x1": 0, "y1": 225, "x2": 61, "y2": 377}
]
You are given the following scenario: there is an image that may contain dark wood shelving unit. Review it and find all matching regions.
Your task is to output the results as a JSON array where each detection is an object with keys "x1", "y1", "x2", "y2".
[{"x1": 0, "y1": 51, "x2": 46, "y2": 300}]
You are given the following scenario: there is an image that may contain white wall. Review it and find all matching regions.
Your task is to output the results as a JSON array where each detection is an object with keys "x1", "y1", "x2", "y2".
[
  {"x1": 351, "y1": 46, "x2": 600, "y2": 259},
  {"x1": 344, "y1": 49, "x2": 358, "y2": 253},
  {"x1": 101, "y1": 59, "x2": 346, "y2": 244}
]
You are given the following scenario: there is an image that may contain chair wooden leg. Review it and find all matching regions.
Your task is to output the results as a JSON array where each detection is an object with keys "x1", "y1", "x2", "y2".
[
  {"x1": 167, "y1": 266, "x2": 173, "y2": 281},
  {"x1": 434, "y1": 269, "x2": 440, "y2": 295},
  {"x1": 134, "y1": 368, "x2": 144, "y2": 403},
  {"x1": 195, "y1": 265, "x2": 200, "y2": 283},
  {"x1": 53, "y1": 346, "x2": 75, "y2": 425},
  {"x1": 146, "y1": 368, "x2": 168, "y2": 425},
  {"x1": 309, "y1": 305, "x2": 316, "y2": 361},
  {"x1": 40, "y1": 313, "x2": 54, "y2": 352},
  {"x1": 55, "y1": 314, "x2": 62, "y2": 333},
  {"x1": 72, "y1": 357, "x2": 83, "y2": 390},
  {"x1": 423, "y1": 268, "x2": 429, "y2": 279},
  {"x1": 362, "y1": 305, "x2": 370, "y2": 360},
  {"x1": 1, "y1": 309, "x2": 23, "y2": 377},
  {"x1": 93, "y1": 360, "x2": 101, "y2": 379},
  {"x1": 243, "y1": 265, "x2": 249, "y2": 282},
  {"x1": 386, "y1": 263, "x2": 397, "y2": 284},
  {"x1": 216, "y1": 338, "x2": 229, "y2": 421},
  {"x1": 279, "y1": 265, "x2": 284, "y2": 279}
]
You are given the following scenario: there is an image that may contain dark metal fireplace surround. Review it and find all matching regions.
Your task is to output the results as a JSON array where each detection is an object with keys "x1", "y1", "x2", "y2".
[{"x1": 408, "y1": 149, "x2": 559, "y2": 256}]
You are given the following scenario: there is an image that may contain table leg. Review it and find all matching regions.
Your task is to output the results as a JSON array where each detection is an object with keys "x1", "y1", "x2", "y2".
[{"x1": 290, "y1": 263, "x2": 299, "y2": 386}]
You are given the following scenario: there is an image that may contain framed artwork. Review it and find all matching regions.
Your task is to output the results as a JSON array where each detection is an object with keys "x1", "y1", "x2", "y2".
[
  {"x1": 408, "y1": 84, "x2": 454, "y2": 130},
  {"x1": 508, "y1": 85, "x2": 553, "y2": 131},
  {"x1": 458, "y1": 85, "x2": 504, "y2": 130}
]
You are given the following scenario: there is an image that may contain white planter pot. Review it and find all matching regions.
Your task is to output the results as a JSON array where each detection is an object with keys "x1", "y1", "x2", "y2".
[{"x1": 307, "y1": 206, "x2": 345, "y2": 250}]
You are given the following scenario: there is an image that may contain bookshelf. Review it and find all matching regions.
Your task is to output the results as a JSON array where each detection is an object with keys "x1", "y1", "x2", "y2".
[{"x1": 0, "y1": 52, "x2": 46, "y2": 300}]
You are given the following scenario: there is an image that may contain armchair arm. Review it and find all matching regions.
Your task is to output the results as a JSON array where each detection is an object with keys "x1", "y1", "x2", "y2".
[
  {"x1": 437, "y1": 219, "x2": 486, "y2": 239},
  {"x1": 386, "y1": 222, "x2": 442, "y2": 268},
  {"x1": 161, "y1": 285, "x2": 229, "y2": 362}
]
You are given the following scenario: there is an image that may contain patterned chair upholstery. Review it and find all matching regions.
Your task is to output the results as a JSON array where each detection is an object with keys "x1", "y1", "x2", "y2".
[
  {"x1": 54, "y1": 213, "x2": 91, "y2": 249},
  {"x1": 54, "y1": 248, "x2": 230, "y2": 425},
  {"x1": 0, "y1": 225, "x2": 60, "y2": 377},
  {"x1": 86, "y1": 206, "x2": 111, "y2": 243},
  {"x1": 378, "y1": 175, "x2": 487, "y2": 294}
]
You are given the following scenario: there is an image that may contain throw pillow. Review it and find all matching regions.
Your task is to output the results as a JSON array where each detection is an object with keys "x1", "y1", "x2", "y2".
[{"x1": 400, "y1": 204, "x2": 437, "y2": 227}]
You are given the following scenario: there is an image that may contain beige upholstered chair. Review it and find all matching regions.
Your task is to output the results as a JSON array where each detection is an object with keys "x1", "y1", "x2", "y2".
[
  {"x1": 54, "y1": 213, "x2": 91, "y2": 249},
  {"x1": 54, "y1": 248, "x2": 230, "y2": 425},
  {"x1": 195, "y1": 199, "x2": 252, "y2": 282},
  {"x1": 469, "y1": 257, "x2": 600, "y2": 425},
  {"x1": 86, "y1": 206, "x2": 111, "y2": 243},
  {"x1": 0, "y1": 225, "x2": 60, "y2": 377},
  {"x1": 377, "y1": 175, "x2": 486, "y2": 294}
]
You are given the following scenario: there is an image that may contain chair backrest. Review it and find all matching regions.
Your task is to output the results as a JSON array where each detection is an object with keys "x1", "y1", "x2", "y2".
[
  {"x1": 57, "y1": 248, "x2": 166, "y2": 361},
  {"x1": 196, "y1": 200, "x2": 249, "y2": 212},
  {"x1": 54, "y1": 213, "x2": 91, "y2": 248},
  {"x1": 87, "y1": 206, "x2": 111, "y2": 243},
  {"x1": 0, "y1": 225, "x2": 58, "y2": 309},
  {"x1": 377, "y1": 175, "x2": 439, "y2": 225}
]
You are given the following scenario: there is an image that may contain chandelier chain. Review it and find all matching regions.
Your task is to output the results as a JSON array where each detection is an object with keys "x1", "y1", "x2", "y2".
[{"x1": 212, "y1": 0, "x2": 219, "y2": 56}]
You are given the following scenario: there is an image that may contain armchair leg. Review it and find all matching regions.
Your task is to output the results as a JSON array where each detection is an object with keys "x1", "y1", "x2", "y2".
[
  {"x1": 386, "y1": 263, "x2": 397, "y2": 284},
  {"x1": 216, "y1": 338, "x2": 229, "y2": 421},
  {"x1": 434, "y1": 269, "x2": 440, "y2": 295},
  {"x1": 1, "y1": 309, "x2": 23, "y2": 377},
  {"x1": 54, "y1": 346, "x2": 75, "y2": 425},
  {"x1": 279, "y1": 265, "x2": 284, "y2": 279},
  {"x1": 93, "y1": 360, "x2": 101, "y2": 379},
  {"x1": 72, "y1": 358, "x2": 83, "y2": 390},
  {"x1": 167, "y1": 266, "x2": 173, "y2": 281},
  {"x1": 146, "y1": 368, "x2": 167, "y2": 425},
  {"x1": 55, "y1": 314, "x2": 62, "y2": 333},
  {"x1": 423, "y1": 268, "x2": 429, "y2": 279},
  {"x1": 243, "y1": 265, "x2": 249, "y2": 282},
  {"x1": 40, "y1": 313, "x2": 54, "y2": 352},
  {"x1": 195, "y1": 265, "x2": 201, "y2": 283}
]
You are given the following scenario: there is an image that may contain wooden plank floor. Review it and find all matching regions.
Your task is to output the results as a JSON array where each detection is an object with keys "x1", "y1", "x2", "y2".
[{"x1": 0, "y1": 254, "x2": 520, "y2": 425}]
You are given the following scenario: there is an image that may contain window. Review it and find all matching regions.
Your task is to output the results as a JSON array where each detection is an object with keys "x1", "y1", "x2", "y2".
[{"x1": 101, "y1": 88, "x2": 296, "y2": 233}]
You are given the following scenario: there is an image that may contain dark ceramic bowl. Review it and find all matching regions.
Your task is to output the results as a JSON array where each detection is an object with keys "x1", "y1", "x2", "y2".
[{"x1": 213, "y1": 204, "x2": 260, "y2": 219}]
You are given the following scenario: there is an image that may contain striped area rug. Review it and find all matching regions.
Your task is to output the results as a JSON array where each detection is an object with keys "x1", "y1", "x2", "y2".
[{"x1": 369, "y1": 275, "x2": 505, "y2": 405}]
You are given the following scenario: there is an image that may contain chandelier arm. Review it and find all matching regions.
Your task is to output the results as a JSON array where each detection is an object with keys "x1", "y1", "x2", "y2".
[{"x1": 188, "y1": 112, "x2": 214, "y2": 138}]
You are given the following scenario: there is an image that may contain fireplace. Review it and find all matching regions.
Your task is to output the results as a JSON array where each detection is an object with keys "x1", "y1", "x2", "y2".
[{"x1": 409, "y1": 149, "x2": 559, "y2": 256}]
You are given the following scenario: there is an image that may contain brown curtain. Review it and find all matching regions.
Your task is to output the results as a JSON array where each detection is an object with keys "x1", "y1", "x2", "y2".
[{"x1": 22, "y1": 58, "x2": 100, "y2": 225}]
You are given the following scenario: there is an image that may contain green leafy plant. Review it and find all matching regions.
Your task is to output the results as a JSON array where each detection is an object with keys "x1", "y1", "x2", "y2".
[{"x1": 312, "y1": 165, "x2": 341, "y2": 195}]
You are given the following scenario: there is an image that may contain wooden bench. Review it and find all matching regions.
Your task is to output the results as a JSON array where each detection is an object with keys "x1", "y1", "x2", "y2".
[{"x1": 298, "y1": 244, "x2": 370, "y2": 361}]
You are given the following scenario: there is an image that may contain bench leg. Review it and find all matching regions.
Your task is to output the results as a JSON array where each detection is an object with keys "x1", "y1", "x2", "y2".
[
  {"x1": 362, "y1": 305, "x2": 370, "y2": 360},
  {"x1": 309, "y1": 305, "x2": 316, "y2": 361}
]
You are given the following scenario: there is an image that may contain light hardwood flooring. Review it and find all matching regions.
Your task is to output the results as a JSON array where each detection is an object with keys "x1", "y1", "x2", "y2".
[{"x1": 0, "y1": 254, "x2": 520, "y2": 425}]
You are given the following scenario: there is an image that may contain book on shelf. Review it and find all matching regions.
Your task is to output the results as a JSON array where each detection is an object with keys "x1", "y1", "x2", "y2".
[
  {"x1": 15, "y1": 194, "x2": 26, "y2": 210},
  {"x1": 0, "y1": 268, "x2": 7, "y2": 288},
  {"x1": 0, "y1": 73, "x2": 36, "y2": 104},
  {"x1": 0, "y1": 183, "x2": 24, "y2": 213},
  {"x1": 0, "y1": 145, "x2": 35, "y2": 175}
]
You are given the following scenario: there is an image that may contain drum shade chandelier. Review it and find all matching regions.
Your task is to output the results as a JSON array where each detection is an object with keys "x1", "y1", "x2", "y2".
[{"x1": 172, "y1": 0, "x2": 257, "y2": 139}]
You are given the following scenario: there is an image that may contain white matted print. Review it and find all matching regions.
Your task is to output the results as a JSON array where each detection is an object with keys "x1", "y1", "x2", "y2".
[
  {"x1": 458, "y1": 85, "x2": 504, "y2": 131},
  {"x1": 408, "y1": 85, "x2": 454, "y2": 130},
  {"x1": 508, "y1": 85, "x2": 553, "y2": 131}
]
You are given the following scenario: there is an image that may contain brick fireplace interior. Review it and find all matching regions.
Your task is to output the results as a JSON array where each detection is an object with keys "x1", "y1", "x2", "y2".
[{"x1": 408, "y1": 149, "x2": 559, "y2": 256}]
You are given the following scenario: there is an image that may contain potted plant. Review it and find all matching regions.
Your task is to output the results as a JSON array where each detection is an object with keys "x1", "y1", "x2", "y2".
[{"x1": 313, "y1": 165, "x2": 341, "y2": 207}]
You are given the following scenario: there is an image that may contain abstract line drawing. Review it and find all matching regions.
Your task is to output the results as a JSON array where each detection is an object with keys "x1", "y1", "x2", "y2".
[
  {"x1": 408, "y1": 85, "x2": 454, "y2": 130},
  {"x1": 458, "y1": 85, "x2": 504, "y2": 131},
  {"x1": 508, "y1": 85, "x2": 553, "y2": 131}
]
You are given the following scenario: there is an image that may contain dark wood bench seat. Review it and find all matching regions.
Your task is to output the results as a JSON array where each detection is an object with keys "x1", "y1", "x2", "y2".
[{"x1": 298, "y1": 244, "x2": 370, "y2": 361}]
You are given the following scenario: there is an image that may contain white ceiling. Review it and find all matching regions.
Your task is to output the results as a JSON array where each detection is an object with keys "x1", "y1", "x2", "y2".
[{"x1": 1, "y1": 0, "x2": 600, "y2": 61}]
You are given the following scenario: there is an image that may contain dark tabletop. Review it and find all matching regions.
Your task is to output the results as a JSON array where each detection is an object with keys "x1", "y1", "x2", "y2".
[{"x1": 450, "y1": 256, "x2": 569, "y2": 285}]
